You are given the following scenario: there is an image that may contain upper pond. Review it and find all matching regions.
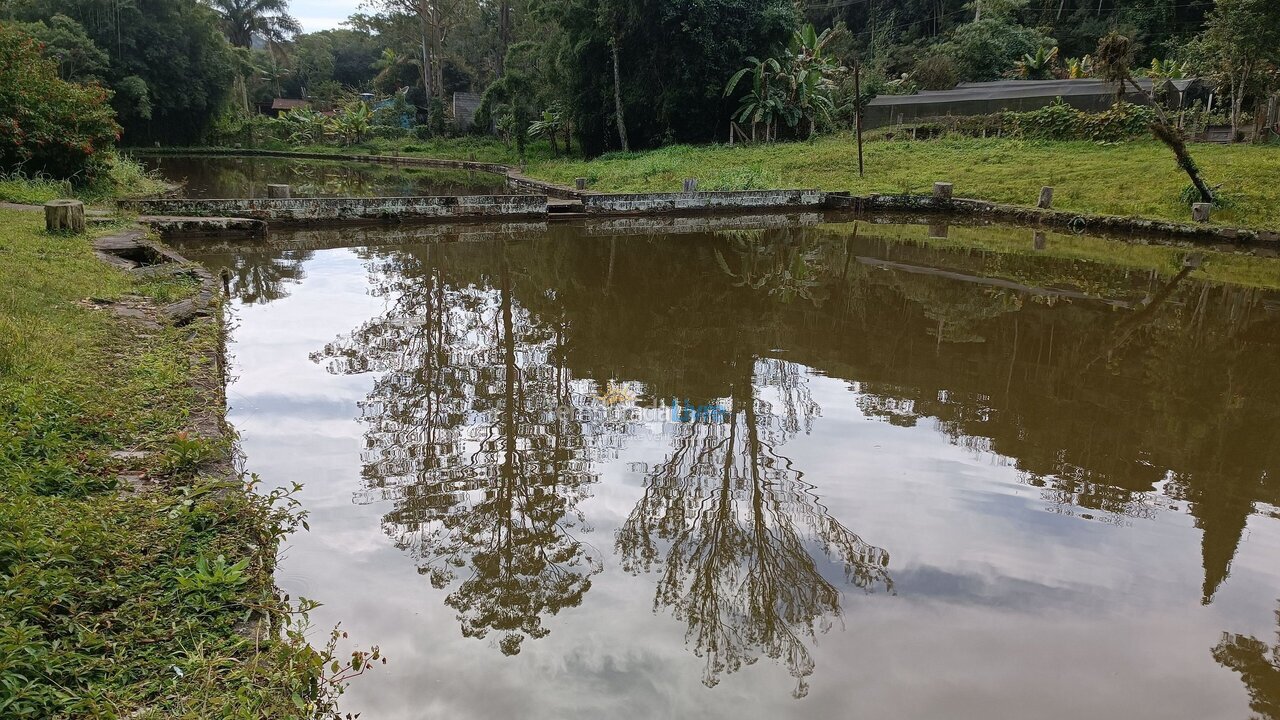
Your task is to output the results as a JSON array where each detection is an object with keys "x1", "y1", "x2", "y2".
[
  {"x1": 138, "y1": 153, "x2": 509, "y2": 198},
  {"x1": 175, "y1": 216, "x2": 1280, "y2": 720}
]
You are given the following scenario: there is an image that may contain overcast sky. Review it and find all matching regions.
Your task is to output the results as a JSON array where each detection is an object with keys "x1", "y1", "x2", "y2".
[{"x1": 291, "y1": 0, "x2": 359, "y2": 33}]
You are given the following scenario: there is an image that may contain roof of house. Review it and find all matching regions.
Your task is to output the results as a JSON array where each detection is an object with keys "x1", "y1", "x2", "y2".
[
  {"x1": 869, "y1": 78, "x2": 1159, "y2": 107},
  {"x1": 270, "y1": 98, "x2": 310, "y2": 111}
]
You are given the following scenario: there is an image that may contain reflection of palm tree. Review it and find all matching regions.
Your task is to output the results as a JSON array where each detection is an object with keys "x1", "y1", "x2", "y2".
[
  {"x1": 618, "y1": 359, "x2": 890, "y2": 697},
  {"x1": 1214, "y1": 602, "x2": 1280, "y2": 719},
  {"x1": 314, "y1": 243, "x2": 601, "y2": 654}
]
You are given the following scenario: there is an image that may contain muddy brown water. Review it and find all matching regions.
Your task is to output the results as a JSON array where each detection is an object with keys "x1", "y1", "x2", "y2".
[
  {"x1": 176, "y1": 216, "x2": 1280, "y2": 720},
  {"x1": 138, "y1": 153, "x2": 509, "y2": 198}
]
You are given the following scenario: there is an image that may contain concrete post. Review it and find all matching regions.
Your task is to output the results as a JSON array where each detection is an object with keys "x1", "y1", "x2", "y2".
[
  {"x1": 933, "y1": 182, "x2": 953, "y2": 201},
  {"x1": 1034, "y1": 231, "x2": 1047, "y2": 250},
  {"x1": 683, "y1": 178, "x2": 698, "y2": 193},
  {"x1": 1192, "y1": 203, "x2": 1212, "y2": 223},
  {"x1": 267, "y1": 184, "x2": 291, "y2": 199},
  {"x1": 1037, "y1": 187, "x2": 1054, "y2": 209},
  {"x1": 575, "y1": 178, "x2": 587, "y2": 191}
]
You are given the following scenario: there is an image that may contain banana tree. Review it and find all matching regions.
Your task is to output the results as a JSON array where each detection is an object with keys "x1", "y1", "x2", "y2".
[
  {"x1": 528, "y1": 107, "x2": 566, "y2": 156},
  {"x1": 279, "y1": 108, "x2": 327, "y2": 145},
  {"x1": 725, "y1": 56, "x2": 786, "y2": 142},
  {"x1": 1066, "y1": 55, "x2": 1093, "y2": 79},
  {"x1": 1015, "y1": 46, "x2": 1060, "y2": 80},
  {"x1": 329, "y1": 102, "x2": 373, "y2": 146},
  {"x1": 785, "y1": 24, "x2": 844, "y2": 137}
]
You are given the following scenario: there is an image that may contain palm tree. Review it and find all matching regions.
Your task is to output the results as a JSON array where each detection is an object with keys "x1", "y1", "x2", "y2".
[{"x1": 205, "y1": 0, "x2": 301, "y2": 48}]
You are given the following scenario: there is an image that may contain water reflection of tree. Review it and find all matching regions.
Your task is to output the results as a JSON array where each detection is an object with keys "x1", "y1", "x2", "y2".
[
  {"x1": 198, "y1": 249, "x2": 313, "y2": 304},
  {"x1": 1215, "y1": 602, "x2": 1280, "y2": 720},
  {"x1": 314, "y1": 243, "x2": 601, "y2": 654},
  {"x1": 618, "y1": 358, "x2": 891, "y2": 698}
]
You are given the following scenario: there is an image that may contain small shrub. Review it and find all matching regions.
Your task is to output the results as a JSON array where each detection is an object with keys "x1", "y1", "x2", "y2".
[
  {"x1": 1179, "y1": 183, "x2": 1235, "y2": 209},
  {"x1": 914, "y1": 55, "x2": 959, "y2": 91}
]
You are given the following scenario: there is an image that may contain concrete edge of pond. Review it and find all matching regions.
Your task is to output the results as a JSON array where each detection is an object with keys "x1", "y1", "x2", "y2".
[{"x1": 128, "y1": 149, "x2": 1279, "y2": 246}]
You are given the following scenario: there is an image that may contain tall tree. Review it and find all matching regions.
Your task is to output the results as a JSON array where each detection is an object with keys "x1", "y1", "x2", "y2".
[
  {"x1": 204, "y1": 0, "x2": 301, "y2": 48},
  {"x1": 9, "y1": 0, "x2": 236, "y2": 144},
  {"x1": 1198, "y1": 0, "x2": 1280, "y2": 140}
]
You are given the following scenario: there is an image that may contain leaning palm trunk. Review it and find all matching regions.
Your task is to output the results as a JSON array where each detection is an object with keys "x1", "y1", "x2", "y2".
[
  {"x1": 1150, "y1": 122, "x2": 1215, "y2": 205},
  {"x1": 1123, "y1": 77, "x2": 1214, "y2": 205}
]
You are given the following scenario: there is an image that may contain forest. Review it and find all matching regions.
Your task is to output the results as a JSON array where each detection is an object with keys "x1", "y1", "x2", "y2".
[{"x1": 2, "y1": 0, "x2": 1278, "y2": 163}]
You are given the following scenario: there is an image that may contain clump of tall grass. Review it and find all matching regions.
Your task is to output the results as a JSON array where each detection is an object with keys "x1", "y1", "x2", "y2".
[
  {"x1": 0, "y1": 170, "x2": 71, "y2": 205},
  {"x1": 0, "y1": 152, "x2": 168, "y2": 204}
]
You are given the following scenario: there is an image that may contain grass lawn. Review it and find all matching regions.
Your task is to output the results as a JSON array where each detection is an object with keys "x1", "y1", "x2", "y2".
[
  {"x1": 0, "y1": 210, "x2": 345, "y2": 718},
  {"x1": 524, "y1": 135, "x2": 1280, "y2": 230},
  {"x1": 185, "y1": 134, "x2": 1280, "y2": 230}
]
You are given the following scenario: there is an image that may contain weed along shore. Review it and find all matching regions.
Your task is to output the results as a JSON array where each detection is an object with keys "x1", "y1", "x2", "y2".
[{"x1": 0, "y1": 208, "x2": 378, "y2": 718}]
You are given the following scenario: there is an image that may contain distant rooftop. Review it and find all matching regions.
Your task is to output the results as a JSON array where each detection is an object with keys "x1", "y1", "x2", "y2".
[
  {"x1": 869, "y1": 78, "x2": 1156, "y2": 107},
  {"x1": 270, "y1": 98, "x2": 310, "y2": 111}
]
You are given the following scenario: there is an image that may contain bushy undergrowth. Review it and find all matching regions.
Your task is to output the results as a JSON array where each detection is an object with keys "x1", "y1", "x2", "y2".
[
  {"x1": 0, "y1": 24, "x2": 120, "y2": 182},
  {"x1": 1006, "y1": 100, "x2": 1158, "y2": 142}
]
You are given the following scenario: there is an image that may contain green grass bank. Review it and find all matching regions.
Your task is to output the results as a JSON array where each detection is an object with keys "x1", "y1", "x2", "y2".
[
  {"x1": 178, "y1": 134, "x2": 1280, "y2": 231},
  {"x1": 0, "y1": 210, "x2": 361, "y2": 718},
  {"x1": 528, "y1": 136, "x2": 1280, "y2": 230}
]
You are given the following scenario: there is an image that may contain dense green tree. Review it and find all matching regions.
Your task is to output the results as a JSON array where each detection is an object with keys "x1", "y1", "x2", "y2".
[
  {"x1": 544, "y1": 0, "x2": 797, "y2": 154},
  {"x1": 1195, "y1": 0, "x2": 1280, "y2": 138},
  {"x1": 16, "y1": 13, "x2": 108, "y2": 83},
  {"x1": 936, "y1": 10, "x2": 1056, "y2": 81},
  {"x1": 8, "y1": 0, "x2": 236, "y2": 144}
]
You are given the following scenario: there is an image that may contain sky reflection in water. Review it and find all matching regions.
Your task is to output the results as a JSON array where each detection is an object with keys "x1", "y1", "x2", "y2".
[{"x1": 180, "y1": 219, "x2": 1280, "y2": 720}]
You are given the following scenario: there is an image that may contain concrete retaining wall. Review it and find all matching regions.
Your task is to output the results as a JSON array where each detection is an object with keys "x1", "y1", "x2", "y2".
[
  {"x1": 582, "y1": 189, "x2": 825, "y2": 215},
  {"x1": 120, "y1": 195, "x2": 548, "y2": 223}
]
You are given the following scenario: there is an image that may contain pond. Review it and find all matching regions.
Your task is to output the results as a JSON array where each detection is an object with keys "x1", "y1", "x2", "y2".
[
  {"x1": 175, "y1": 216, "x2": 1280, "y2": 720},
  {"x1": 137, "y1": 154, "x2": 509, "y2": 198}
]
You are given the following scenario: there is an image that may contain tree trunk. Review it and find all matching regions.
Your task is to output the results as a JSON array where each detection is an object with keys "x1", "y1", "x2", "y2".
[
  {"x1": 1125, "y1": 78, "x2": 1214, "y2": 204},
  {"x1": 611, "y1": 36, "x2": 629, "y2": 152},
  {"x1": 1229, "y1": 63, "x2": 1252, "y2": 142},
  {"x1": 45, "y1": 200, "x2": 85, "y2": 234},
  {"x1": 424, "y1": 7, "x2": 440, "y2": 96}
]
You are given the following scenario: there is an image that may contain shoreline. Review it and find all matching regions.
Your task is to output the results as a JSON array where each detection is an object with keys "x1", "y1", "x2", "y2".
[
  {"x1": 0, "y1": 207, "x2": 357, "y2": 717},
  {"x1": 128, "y1": 147, "x2": 1280, "y2": 246}
]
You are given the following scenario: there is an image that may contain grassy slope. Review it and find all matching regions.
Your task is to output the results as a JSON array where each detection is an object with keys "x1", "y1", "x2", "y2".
[
  {"x1": 523, "y1": 136, "x2": 1280, "y2": 230},
  {"x1": 0, "y1": 211, "x2": 322, "y2": 719},
  {"x1": 216, "y1": 134, "x2": 1280, "y2": 230}
]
